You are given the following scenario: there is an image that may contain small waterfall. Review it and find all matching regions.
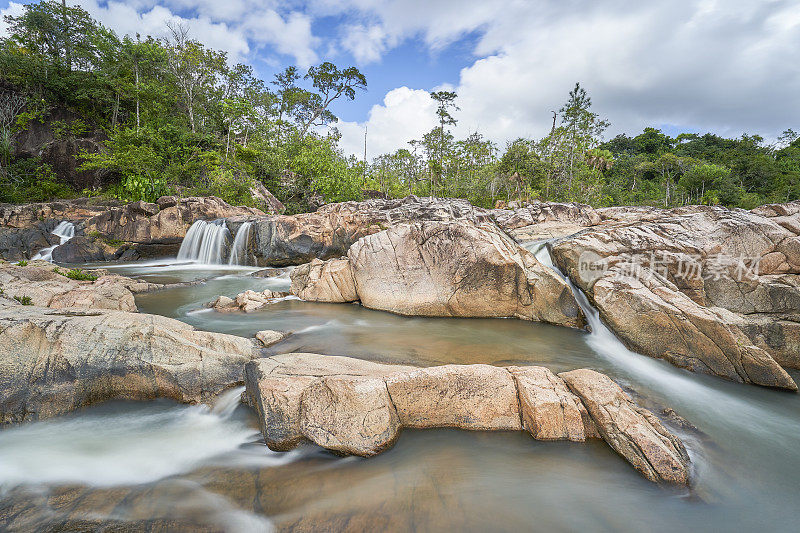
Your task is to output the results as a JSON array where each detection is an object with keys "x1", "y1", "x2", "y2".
[
  {"x1": 32, "y1": 221, "x2": 76, "y2": 261},
  {"x1": 177, "y1": 220, "x2": 231, "y2": 264},
  {"x1": 228, "y1": 222, "x2": 252, "y2": 266}
]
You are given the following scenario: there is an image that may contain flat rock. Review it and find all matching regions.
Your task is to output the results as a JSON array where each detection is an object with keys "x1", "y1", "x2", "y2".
[
  {"x1": 255, "y1": 329, "x2": 289, "y2": 347},
  {"x1": 0, "y1": 306, "x2": 260, "y2": 423}
]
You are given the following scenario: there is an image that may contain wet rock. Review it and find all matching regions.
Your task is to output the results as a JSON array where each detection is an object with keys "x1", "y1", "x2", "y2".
[
  {"x1": 290, "y1": 257, "x2": 358, "y2": 302},
  {"x1": 559, "y1": 369, "x2": 691, "y2": 484},
  {"x1": 255, "y1": 329, "x2": 289, "y2": 347},
  {"x1": 0, "y1": 306, "x2": 260, "y2": 424},
  {"x1": 348, "y1": 221, "x2": 584, "y2": 328},
  {"x1": 245, "y1": 354, "x2": 690, "y2": 484},
  {"x1": 210, "y1": 289, "x2": 290, "y2": 312},
  {"x1": 0, "y1": 224, "x2": 55, "y2": 260},
  {"x1": 551, "y1": 203, "x2": 800, "y2": 389}
]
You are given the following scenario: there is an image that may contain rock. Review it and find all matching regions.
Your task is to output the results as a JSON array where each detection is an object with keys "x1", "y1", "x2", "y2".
[
  {"x1": 488, "y1": 201, "x2": 602, "y2": 241},
  {"x1": 246, "y1": 196, "x2": 494, "y2": 267},
  {"x1": 0, "y1": 224, "x2": 55, "y2": 261},
  {"x1": 300, "y1": 376, "x2": 401, "y2": 456},
  {"x1": 551, "y1": 203, "x2": 800, "y2": 389},
  {"x1": 245, "y1": 354, "x2": 690, "y2": 484},
  {"x1": 250, "y1": 267, "x2": 291, "y2": 278},
  {"x1": 508, "y1": 366, "x2": 598, "y2": 441},
  {"x1": 291, "y1": 258, "x2": 358, "y2": 302},
  {"x1": 0, "y1": 198, "x2": 114, "y2": 229},
  {"x1": 559, "y1": 369, "x2": 691, "y2": 484},
  {"x1": 0, "y1": 306, "x2": 259, "y2": 423},
  {"x1": 0, "y1": 262, "x2": 146, "y2": 311},
  {"x1": 255, "y1": 329, "x2": 289, "y2": 347},
  {"x1": 249, "y1": 181, "x2": 286, "y2": 214},
  {"x1": 210, "y1": 289, "x2": 290, "y2": 312},
  {"x1": 51, "y1": 234, "x2": 116, "y2": 263},
  {"x1": 347, "y1": 221, "x2": 584, "y2": 328},
  {"x1": 385, "y1": 364, "x2": 522, "y2": 430}
]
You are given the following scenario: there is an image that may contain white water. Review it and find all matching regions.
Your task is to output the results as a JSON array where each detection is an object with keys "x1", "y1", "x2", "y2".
[
  {"x1": 0, "y1": 387, "x2": 297, "y2": 490},
  {"x1": 177, "y1": 220, "x2": 231, "y2": 264},
  {"x1": 31, "y1": 221, "x2": 75, "y2": 261},
  {"x1": 527, "y1": 240, "x2": 798, "y2": 435},
  {"x1": 228, "y1": 222, "x2": 253, "y2": 266}
]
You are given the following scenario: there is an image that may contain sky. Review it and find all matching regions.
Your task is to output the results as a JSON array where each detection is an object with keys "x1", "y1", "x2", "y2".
[{"x1": 1, "y1": 0, "x2": 799, "y2": 159}]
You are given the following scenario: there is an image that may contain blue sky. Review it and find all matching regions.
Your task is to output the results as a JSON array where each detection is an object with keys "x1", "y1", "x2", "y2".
[{"x1": 2, "y1": 0, "x2": 798, "y2": 158}]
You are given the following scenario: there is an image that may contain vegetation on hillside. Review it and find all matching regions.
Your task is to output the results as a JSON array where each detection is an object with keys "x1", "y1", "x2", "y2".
[{"x1": 0, "y1": 1, "x2": 797, "y2": 211}]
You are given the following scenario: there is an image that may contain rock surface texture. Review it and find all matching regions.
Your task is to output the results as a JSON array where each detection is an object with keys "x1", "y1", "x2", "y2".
[
  {"x1": 290, "y1": 221, "x2": 584, "y2": 327},
  {"x1": 0, "y1": 261, "x2": 158, "y2": 311},
  {"x1": 551, "y1": 203, "x2": 800, "y2": 389},
  {"x1": 0, "y1": 305, "x2": 260, "y2": 424},
  {"x1": 244, "y1": 353, "x2": 690, "y2": 484},
  {"x1": 209, "y1": 289, "x2": 290, "y2": 312}
]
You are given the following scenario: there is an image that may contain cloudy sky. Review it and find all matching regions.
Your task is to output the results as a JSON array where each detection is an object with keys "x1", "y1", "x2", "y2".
[{"x1": 2, "y1": 0, "x2": 799, "y2": 158}]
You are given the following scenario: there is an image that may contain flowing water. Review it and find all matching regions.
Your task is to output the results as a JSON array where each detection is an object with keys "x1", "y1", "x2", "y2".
[
  {"x1": 31, "y1": 220, "x2": 75, "y2": 261},
  {"x1": 2, "y1": 247, "x2": 800, "y2": 531}
]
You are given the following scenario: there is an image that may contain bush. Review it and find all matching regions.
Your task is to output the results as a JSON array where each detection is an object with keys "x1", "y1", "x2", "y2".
[
  {"x1": 14, "y1": 295, "x2": 32, "y2": 305},
  {"x1": 62, "y1": 268, "x2": 98, "y2": 281},
  {"x1": 16, "y1": 260, "x2": 28, "y2": 266},
  {"x1": 0, "y1": 158, "x2": 77, "y2": 203}
]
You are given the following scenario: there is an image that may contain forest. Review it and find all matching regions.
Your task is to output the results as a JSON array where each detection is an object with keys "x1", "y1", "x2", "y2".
[{"x1": 1, "y1": 1, "x2": 798, "y2": 212}]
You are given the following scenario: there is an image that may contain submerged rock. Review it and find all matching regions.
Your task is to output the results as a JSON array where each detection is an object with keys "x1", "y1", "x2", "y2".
[
  {"x1": 0, "y1": 306, "x2": 260, "y2": 424},
  {"x1": 209, "y1": 289, "x2": 290, "y2": 312},
  {"x1": 244, "y1": 353, "x2": 691, "y2": 484},
  {"x1": 255, "y1": 329, "x2": 290, "y2": 347}
]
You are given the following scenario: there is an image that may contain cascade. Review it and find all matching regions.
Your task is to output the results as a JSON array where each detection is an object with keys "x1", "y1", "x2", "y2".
[
  {"x1": 228, "y1": 222, "x2": 253, "y2": 266},
  {"x1": 177, "y1": 220, "x2": 231, "y2": 264},
  {"x1": 32, "y1": 221, "x2": 76, "y2": 262}
]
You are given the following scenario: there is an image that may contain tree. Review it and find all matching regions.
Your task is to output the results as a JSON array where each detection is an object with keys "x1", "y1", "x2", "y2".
[
  {"x1": 296, "y1": 62, "x2": 367, "y2": 137},
  {"x1": 429, "y1": 91, "x2": 459, "y2": 197}
]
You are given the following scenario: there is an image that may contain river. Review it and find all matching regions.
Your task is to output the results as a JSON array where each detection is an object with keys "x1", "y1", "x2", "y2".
[{"x1": 1, "y1": 249, "x2": 799, "y2": 531}]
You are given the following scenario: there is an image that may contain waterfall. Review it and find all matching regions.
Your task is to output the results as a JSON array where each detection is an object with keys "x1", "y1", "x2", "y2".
[
  {"x1": 32, "y1": 221, "x2": 76, "y2": 262},
  {"x1": 177, "y1": 220, "x2": 231, "y2": 264},
  {"x1": 228, "y1": 222, "x2": 252, "y2": 266}
]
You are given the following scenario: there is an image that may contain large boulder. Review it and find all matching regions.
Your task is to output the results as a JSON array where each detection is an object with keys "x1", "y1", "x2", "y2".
[
  {"x1": 0, "y1": 198, "x2": 114, "y2": 229},
  {"x1": 290, "y1": 257, "x2": 358, "y2": 302},
  {"x1": 0, "y1": 224, "x2": 57, "y2": 261},
  {"x1": 559, "y1": 369, "x2": 691, "y2": 484},
  {"x1": 551, "y1": 203, "x2": 800, "y2": 389},
  {"x1": 0, "y1": 306, "x2": 260, "y2": 424},
  {"x1": 0, "y1": 261, "x2": 153, "y2": 311},
  {"x1": 246, "y1": 196, "x2": 494, "y2": 267},
  {"x1": 244, "y1": 353, "x2": 691, "y2": 484},
  {"x1": 346, "y1": 221, "x2": 584, "y2": 327},
  {"x1": 489, "y1": 201, "x2": 602, "y2": 241}
]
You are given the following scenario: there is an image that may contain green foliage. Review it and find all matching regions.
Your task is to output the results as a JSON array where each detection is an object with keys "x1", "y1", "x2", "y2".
[
  {"x1": 63, "y1": 268, "x2": 98, "y2": 281},
  {"x1": 16, "y1": 260, "x2": 28, "y2": 266},
  {"x1": 14, "y1": 295, "x2": 32, "y2": 305}
]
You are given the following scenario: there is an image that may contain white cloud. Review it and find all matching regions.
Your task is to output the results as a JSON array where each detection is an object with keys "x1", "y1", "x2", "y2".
[
  {"x1": 331, "y1": 0, "x2": 800, "y2": 156},
  {"x1": 0, "y1": 2, "x2": 25, "y2": 38},
  {"x1": 336, "y1": 87, "x2": 438, "y2": 159}
]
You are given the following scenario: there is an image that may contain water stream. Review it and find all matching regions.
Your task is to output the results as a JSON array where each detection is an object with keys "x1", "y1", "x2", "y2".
[
  {"x1": 2, "y1": 245, "x2": 800, "y2": 531},
  {"x1": 31, "y1": 220, "x2": 75, "y2": 261}
]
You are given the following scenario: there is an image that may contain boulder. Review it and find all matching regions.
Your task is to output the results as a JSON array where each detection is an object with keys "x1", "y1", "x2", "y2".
[
  {"x1": 559, "y1": 369, "x2": 691, "y2": 484},
  {"x1": 0, "y1": 198, "x2": 114, "y2": 229},
  {"x1": 489, "y1": 201, "x2": 602, "y2": 241},
  {"x1": 255, "y1": 329, "x2": 290, "y2": 347},
  {"x1": 210, "y1": 289, "x2": 289, "y2": 312},
  {"x1": 0, "y1": 224, "x2": 56, "y2": 261},
  {"x1": 244, "y1": 354, "x2": 690, "y2": 484},
  {"x1": 385, "y1": 364, "x2": 521, "y2": 430},
  {"x1": 290, "y1": 258, "x2": 358, "y2": 302},
  {"x1": 508, "y1": 366, "x2": 597, "y2": 441},
  {"x1": 347, "y1": 221, "x2": 584, "y2": 328},
  {"x1": 0, "y1": 306, "x2": 260, "y2": 423},
  {"x1": 551, "y1": 203, "x2": 800, "y2": 388}
]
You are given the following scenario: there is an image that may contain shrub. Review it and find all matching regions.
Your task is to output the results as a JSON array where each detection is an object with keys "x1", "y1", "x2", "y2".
[
  {"x1": 16, "y1": 260, "x2": 28, "y2": 266},
  {"x1": 64, "y1": 268, "x2": 98, "y2": 281},
  {"x1": 14, "y1": 295, "x2": 32, "y2": 305}
]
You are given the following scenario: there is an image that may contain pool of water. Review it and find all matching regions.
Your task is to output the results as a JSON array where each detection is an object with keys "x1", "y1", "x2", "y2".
[{"x1": 2, "y1": 258, "x2": 799, "y2": 531}]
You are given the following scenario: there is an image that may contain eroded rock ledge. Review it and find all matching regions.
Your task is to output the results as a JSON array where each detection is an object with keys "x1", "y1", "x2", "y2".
[
  {"x1": 0, "y1": 306, "x2": 261, "y2": 424},
  {"x1": 244, "y1": 353, "x2": 690, "y2": 484}
]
